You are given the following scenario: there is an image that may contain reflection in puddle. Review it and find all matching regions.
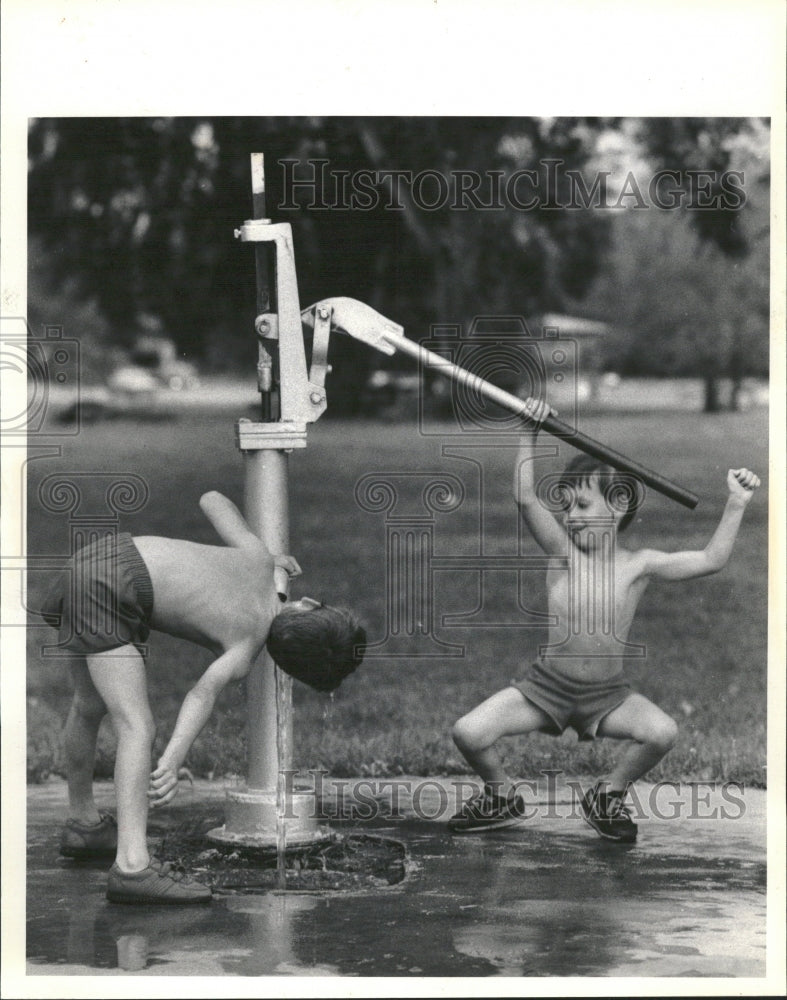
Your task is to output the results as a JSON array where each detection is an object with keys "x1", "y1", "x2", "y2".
[
  {"x1": 220, "y1": 895, "x2": 339, "y2": 976},
  {"x1": 116, "y1": 933, "x2": 148, "y2": 972},
  {"x1": 448, "y1": 837, "x2": 766, "y2": 978}
]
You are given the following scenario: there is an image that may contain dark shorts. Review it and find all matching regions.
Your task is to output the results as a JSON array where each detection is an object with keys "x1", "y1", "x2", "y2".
[
  {"x1": 39, "y1": 533, "x2": 154, "y2": 656},
  {"x1": 510, "y1": 658, "x2": 632, "y2": 741}
]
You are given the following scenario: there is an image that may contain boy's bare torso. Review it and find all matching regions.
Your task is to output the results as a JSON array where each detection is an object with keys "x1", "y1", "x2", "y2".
[
  {"x1": 133, "y1": 536, "x2": 278, "y2": 654},
  {"x1": 543, "y1": 537, "x2": 649, "y2": 681}
]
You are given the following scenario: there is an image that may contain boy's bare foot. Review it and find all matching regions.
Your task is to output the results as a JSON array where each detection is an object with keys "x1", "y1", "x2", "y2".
[
  {"x1": 107, "y1": 859, "x2": 212, "y2": 904},
  {"x1": 60, "y1": 812, "x2": 118, "y2": 858}
]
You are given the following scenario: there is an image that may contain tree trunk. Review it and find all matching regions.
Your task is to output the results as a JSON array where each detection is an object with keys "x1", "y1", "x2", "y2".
[
  {"x1": 728, "y1": 330, "x2": 744, "y2": 413},
  {"x1": 729, "y1": 376, "x2": 743, "y2": 413},
  {"x1": 703, "y1": 375, "x2": 722, "y2": 413}
]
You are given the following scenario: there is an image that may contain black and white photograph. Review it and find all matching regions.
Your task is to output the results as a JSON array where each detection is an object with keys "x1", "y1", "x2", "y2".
[{"x1": 1, "y1": 3, "x2": 784, "y2": 998}]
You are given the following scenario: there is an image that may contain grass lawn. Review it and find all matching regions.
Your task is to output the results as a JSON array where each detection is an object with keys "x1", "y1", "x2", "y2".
[{"x1": 25, "y1": 406, "x2": 769, "y2": 786}]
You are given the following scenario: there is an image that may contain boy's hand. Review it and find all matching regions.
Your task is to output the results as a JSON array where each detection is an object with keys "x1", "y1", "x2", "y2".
[
  {"x1": 148, "y1": 761, "x2": 193, "y2": 809},
  {"x1": 727, "y1": 468, "x2": 761, "y2": 503},
  {"x1": 274, "y1": 554, "x2": 302, "y2": 578},
  {"x1": 521, "y1": 397, "x2": 557, "y2": 434}
]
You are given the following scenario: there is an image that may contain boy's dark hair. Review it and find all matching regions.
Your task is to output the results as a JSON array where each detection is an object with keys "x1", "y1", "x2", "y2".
[
  {"x1": 267, "y1": 603, "x2": 366, "y2": 693},
  {"x1": 558, "y1": 454, "x2": 644, "y2": 532}
]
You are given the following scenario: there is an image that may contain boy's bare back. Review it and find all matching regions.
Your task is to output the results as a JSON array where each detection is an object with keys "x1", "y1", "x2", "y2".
[
  {"x1": 133, "y1": 490, "x2": 295, "y2": 656},
  {"x1": 133, "y1": 535, "x2": 278, "y2": 654}
]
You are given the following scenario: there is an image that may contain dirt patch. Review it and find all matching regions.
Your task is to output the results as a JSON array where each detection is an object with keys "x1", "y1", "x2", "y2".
[{"x1": 156, "y1": 811, "x2": 408, "y2": 893}]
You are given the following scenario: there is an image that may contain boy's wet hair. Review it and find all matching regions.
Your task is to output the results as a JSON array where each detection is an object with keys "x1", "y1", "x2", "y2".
[
  {"x1": 267, "y1": 603, "x2": 366, "y2": 693},
  {"x1": 558, "y1": 454, "x2": 643, "y2": 532}
]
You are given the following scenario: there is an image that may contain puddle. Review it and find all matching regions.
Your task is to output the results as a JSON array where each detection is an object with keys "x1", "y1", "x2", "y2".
[{"x1": 24, "y1": 787, "x2": 768, "y2": 978}]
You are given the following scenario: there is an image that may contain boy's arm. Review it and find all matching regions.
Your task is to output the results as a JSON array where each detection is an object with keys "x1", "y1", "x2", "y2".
[
  {"x1": 199, "y1": 491, "x2": 265, "y2": 550},
  {"x1": 514, "y1": 398, "x2": 567, "y2": 556},
  {"x1": 148, "y1": 641, "x2": 258, "y2": 807},
  {"x1": 636, "y1": 468, "x2": 760, "y2": 581},
  {"x1": 199, "y1": 491, "x2": 302, "y2": 580}
]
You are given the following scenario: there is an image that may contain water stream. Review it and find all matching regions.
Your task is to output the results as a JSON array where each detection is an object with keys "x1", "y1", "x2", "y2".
[{"x1": 274, "y1": 665, "x2": 292, "y2": 889}]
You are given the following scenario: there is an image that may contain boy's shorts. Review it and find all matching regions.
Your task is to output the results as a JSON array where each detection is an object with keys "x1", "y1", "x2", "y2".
[
  {"x1": 39, "y1": 533, "x2": 154, "y2": 656},
  {"x1": 510, "y1": 657, "x2": 632, "y2": 741}
]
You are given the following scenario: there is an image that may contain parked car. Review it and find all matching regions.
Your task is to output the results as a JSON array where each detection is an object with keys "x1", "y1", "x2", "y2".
[{"x1": 108, "y1": 336, "x2": 200, "y2": 393}]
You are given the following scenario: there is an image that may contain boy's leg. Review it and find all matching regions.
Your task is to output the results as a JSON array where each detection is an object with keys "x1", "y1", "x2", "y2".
[
  {"x1": 596, "y1": 693, "x2": 678, "y2": 789},
  {"x1": 63, "y1": 658, "x2": 108, "y2": 825},
  {"x1": 86, "y1": 645, "x2": 212, "y2": 903},
  {"x1": 85, "y1": 645, "x2": 155, "y2": 874},
  {"x1": 580, "y1": 693, "x2": 678, "y2": 843},
  {"x1": 452, "y1": 686, "x2": 552, "y2": 796}
]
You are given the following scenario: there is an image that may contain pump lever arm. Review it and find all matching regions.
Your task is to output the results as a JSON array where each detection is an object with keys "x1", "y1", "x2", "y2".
[{"x1": 301, "y1": 296, "x2": 699, "y2": 510}]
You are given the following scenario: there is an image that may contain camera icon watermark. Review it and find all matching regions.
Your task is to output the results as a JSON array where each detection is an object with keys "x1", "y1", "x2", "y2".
[
  {"x1": 1, "y1": 317, "x2": 81, "y2": 436},
  {"x1": 417, "y1": 315, "x2": 580, "y2": 437}
]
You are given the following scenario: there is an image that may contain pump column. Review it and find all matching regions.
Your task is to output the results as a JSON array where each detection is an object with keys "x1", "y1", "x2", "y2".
[{"x1": 207, "y1": 155, "x2": 325, "y2": 848}]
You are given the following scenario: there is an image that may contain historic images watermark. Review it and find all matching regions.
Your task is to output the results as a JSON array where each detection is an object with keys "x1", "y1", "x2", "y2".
[
  {"x1": 277, "y1": 769, "x2": 748, "y2": 823},
  {"x1": 279, "y1": 157, "x2": 747, "y2": 213}
]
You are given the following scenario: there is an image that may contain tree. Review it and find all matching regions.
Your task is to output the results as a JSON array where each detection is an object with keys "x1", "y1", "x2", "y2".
[
  {"x1": 581, "y1": 202, "x2": 768, "y2": 410},
  {"x1": 579, "y1": 119, "x2": 769, "y2": 411}
]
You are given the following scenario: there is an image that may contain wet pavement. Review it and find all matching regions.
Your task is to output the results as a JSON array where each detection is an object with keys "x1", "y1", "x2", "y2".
[{"x1": 16, "y1": 775, "x2": 773, "y2": 988}]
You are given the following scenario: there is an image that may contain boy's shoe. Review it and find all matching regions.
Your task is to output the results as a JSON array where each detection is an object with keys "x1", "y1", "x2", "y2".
[
  {"x1": 448, "y1": 786, "x2": 526, "y2": 833},
  {"x1": 580, "y1": 783, "x2": 637, "y2": 843},
  {"x1": 60, "y1": 812, "x2": 118, "y2": 858},
  {"x1": 107, "y1": 859, "x2": 212, "y2": 904}
]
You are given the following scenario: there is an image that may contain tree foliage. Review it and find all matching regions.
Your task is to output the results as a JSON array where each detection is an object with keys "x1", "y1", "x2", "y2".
[
  {"x1": 635, "y1": 117, "x2": 768, "y2": 257},
  {"x1": 581, "y1": 120, "x2": 769, "y2": 410}
]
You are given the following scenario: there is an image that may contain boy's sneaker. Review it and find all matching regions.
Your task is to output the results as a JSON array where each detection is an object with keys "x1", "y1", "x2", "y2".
[
  {"x1": 580, "y1": 783, "x2": 637, "y2": 843},
  {"x1": 60, "y1": 812, "x2": 118, "y2": 858},
  {"x1": 107, "y1": 859, "x2": 212, "y2": 904},
  {"x1": 448, "y1": 786, "x2": 526, "y2": 833}
]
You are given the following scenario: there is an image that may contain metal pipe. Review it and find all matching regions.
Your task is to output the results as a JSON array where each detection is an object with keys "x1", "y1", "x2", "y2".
[
  {"x1": 384, "y1": 331, "x2": 699, "y2": 510},
  {"x1": 251, "y1": 152, "x2": 274, "y2": 423},
  {"x1": 243, "y1": 449, "x2": 292, "y2": 789}
]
